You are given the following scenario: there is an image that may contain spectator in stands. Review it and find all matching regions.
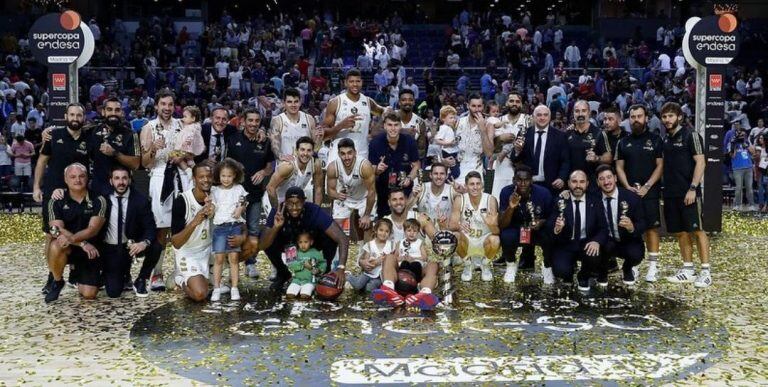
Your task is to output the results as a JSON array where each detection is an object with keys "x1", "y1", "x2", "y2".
[
  {"x1": 564, "y1": 41, "x2": 581, "y2": 68},
  {"x1": 0, "y1": 135, "x2": 11, "y2": 178},
  {"x1": 9, "y1": 134, "x2": 33, "y2": 191}
]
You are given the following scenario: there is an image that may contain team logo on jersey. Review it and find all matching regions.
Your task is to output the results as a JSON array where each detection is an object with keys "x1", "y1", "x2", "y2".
[
  {"x1": 402, "y1": 154, "x2": 409, "y2": 161},
  {"x1": 480, "y1": 208, "x2": 488, "y2": 214},
  {"x1": 352, "y1": 174, "x2": 359, "y2": 179},
  {"x1": 361, "y1": 101, "x2": 367, "y2": 106},
  {"x1": 301, "y1": 124, "x2": 307, "y2": 128},
  {"x1": 645, "y1": 139, "x2": 653, "y2": 147},
  {"x1": 63, "y1": 204, "x2": 69, "y2": 210},
  {"x1": 442, "y1": 196, "x2": 449, "y2": 201},
  {"x1": 351, "y1": 107, "x2": 358, "y2": 115},
  {"x1": 57, "y1": 139, "x2": 64, "y2": 144},
  {"x1": 463, "y1": 209, "x2": 473, "y2": 219}
]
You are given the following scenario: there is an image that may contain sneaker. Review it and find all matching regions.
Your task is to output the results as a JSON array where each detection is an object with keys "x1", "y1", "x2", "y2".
[
  {"x1": 694, "y1": 271, "x2": 712, "y2": 288},
  {"x1": 211, "y1": 288, "x2": 221, "y2": 302},
  {"x1": 622, "y1": 266, "x2": 636, "y2": 286},
  {"x1": 480, "y1": 259, "x2": 493, "y2": 282},
  {"x1": 269, "y1": 274, "x2": 290, "y2": 292},
  {"x1": 666, "y1": 267, "x2": 696, "y2": 283},
  {"x1": 67, "y1": 277, "x2": 77, "y2": 288},
  {"x1": 748, "y1": 205, "x2": 758, "y2": 212},
  {"x1": 596, "y1": 275, "x2": 609, "y2": 288},
  {"x1": 542, "y1": 266, "x2": 555, "y2": 285},
  {"x1": 404, "y1": 292, "x2": 440, "y2": 310},
  {"x1": 246, "y1": 264, "x2": 259, "y2": 278},
  {"x1": 577, "y1": 277, "x2": 590, "y2": 292},
  {"x1": 42, "y1": 272, "x2": 53, "y2": 294},
  {"x1": 220, "y1": 284, "x2": 231, "y2": 294},
  {"x1": 503, "y1": 261, "x2": 518, "y2": 283},
  {"x1": 231, "y1": 287, "x2": 241, "y2": 301},
  {"x1": 606, "y1": 257, "x2": 620, "y2": 274},
  {"x1": 372, "y1": 286, "x2": 404, "y2": 307},
  {"x1": 123, "y1": 276, "x2": 133, "y2": 291},
  {"x1": 645, "y1": 263, "x2": 659, "y2": 283},
  {"x1": 461, "y1": 262, "x2": 473, "y2": 282},
  {"x1": 150, "y1": 274, "x2": 166, "y2": 292},
  {"x1": 268, "y1": 266, "x2": 277, "y2": 281},
  {"x1": 133, "y1": 278, "x2": 148, "y2": 298},
  {"x1": 45, "y1": 280, "x2": 65, "y2": 303}
]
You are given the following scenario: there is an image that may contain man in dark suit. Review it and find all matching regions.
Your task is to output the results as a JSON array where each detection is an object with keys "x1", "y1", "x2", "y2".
[
  {"x1": 101, "y1": 165, "x2": 157, "y2": 298},
  {"x1": 595, "y1": 164, "x2": 646, "y2": 286},
  {"x1": 547, "y1": 170, "x2": 608, "y2": 291},
  {"x1": 195, "y1": 107, "x2": 238, "y2": 164},
  {"x1": 513, "y1": 104, "x2": 570, "y2": 195}
]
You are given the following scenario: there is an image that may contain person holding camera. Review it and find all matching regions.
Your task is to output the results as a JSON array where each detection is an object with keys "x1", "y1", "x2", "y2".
[{"x1": 728, "y1": 124, "x2": 757, "y2": 211}]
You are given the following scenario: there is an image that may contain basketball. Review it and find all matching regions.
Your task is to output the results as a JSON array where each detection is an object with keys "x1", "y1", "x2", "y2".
[
  {"x1": 395, "y1": 269, "x2": 419, "y2": 296},
  {"x1": 315, "y1": 272, "x2": 343, "y2": 301}
]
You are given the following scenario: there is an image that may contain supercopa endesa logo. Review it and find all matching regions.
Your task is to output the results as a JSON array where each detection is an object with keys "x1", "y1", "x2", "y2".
[
  {"x1": 29, "y1": 11, "x2": 94, "y2": 66},
  {"x1": 683, "y1": 13, "x2": 741, "y2": 67}
]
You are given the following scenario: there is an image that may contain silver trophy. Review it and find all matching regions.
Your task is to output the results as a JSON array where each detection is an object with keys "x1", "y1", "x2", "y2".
[
  {"x1": 49, "y1": 225, "x2": 61, "y2": 238},
  {"x1": 620, "y1": 201, "x2": 629, "y2": 217},
  {"x1": 527, "y1": 201, "x2": 536, "y2": 226},
  {"x1": 432, "y1": 230, "x2": 458, "y2": 305},
  {"x1": 557, "y1": 198, "x2": 566, "y2": 218}
]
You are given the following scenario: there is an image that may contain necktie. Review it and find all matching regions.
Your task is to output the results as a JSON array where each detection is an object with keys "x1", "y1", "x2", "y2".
[
  {"x1": 605, "y1": 197, "x2": 616, "y2": 240},
  {"x1": 214, "y1": 134, "x2": 223, "y2": 162},
  {"x1": 533, "y1": 130, "x2": 544, "y2": 174},
  {"x1": 573, "y1": 199, "x2": 582, "y2": 241},
  {"x1": 117, "y1": 196, "x2": 124, "y2": 245}
]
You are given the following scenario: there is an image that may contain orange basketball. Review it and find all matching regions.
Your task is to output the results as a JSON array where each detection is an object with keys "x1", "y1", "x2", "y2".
[
  {"x1": 60, "y1": 10, "x2": 81, "y2": 31},
  {"x1": 718, "y1": 13, "x2": 737, "y2": 33}
]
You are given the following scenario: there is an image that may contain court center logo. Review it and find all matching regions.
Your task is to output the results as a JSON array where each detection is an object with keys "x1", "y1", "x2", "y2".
[{"x1": 131, "y1": 285, "x2": 727, "y2": 385}]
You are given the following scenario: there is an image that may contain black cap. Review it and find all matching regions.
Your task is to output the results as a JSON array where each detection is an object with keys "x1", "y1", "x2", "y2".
[{"x1": 285, "y1": 186, "x2": 306, "y2": 200}]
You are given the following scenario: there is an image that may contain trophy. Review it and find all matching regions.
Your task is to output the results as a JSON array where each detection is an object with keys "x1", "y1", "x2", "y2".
[
  {"x1": 517, "y1": 125, "x2": 528, "y2": 146},
  {"x1": 340, "y1": 183, "x2": 349, "y2": 195},
  {"x1": 432, "y1": 230, "x2": 459, "y2": 305},
  {"x1": 416, "y1": 168, "x2": 424, "y2": 186},
  {"x1": 49, "y1": 225, "x2": 61, "y2": 238},
  {"x1": 586, "y1": 133, "x2": 596, "y2": 155},
  {"x1": 398, "y1": 171, "x2": 407, "y2": 187},
  {"x1": 557, "y1": 198, "x2": 566, "y2": 218},
  {"x1": 620, "y1": 201, "x2": 629, "y2": 217},
  {"x1": 527, "y1": 201, "x2": 536, "y2": 225},
  {"x1": 401, "y1": 239, "x2": 411, "y2": 258}
]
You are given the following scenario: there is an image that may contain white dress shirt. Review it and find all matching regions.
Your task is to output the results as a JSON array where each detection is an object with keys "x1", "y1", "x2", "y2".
[
  {"x1": 533, "y1": 126, "x2": 548, "y2": 182},
  {"x1": 602, "y1": 189, "x2": 620, "y2": 240},
  {"x1": 105, "y1": 189, "x2": 129, "y2": 245},
  {"x1": 571, "y1": 196, "x2": 586, "y2": 240}
]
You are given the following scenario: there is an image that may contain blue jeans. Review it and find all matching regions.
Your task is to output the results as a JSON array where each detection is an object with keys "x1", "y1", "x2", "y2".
[
  {"x1": 244, "y1": 198, "x2": 264, "y2": 264},
  {"x1": 758, "y1": 173, "x2": 768, "y2": 206},
  {"x1": 212, "y1": 222, "x2": 245, "y2": 253}
]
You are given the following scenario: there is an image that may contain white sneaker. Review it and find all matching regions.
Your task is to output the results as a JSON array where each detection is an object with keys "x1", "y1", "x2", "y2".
[
  {"x1": 461, "y1": 262, "x2": 473, "y2": 282},
  {"x1": 230, "y1": 287, "x2": 241, "y2": 300},
  {"x1": 503, "y1": 262, "x2": 518, "y2": 283},
  {"x1": 246, "y1": 264, "x2": 259, "y2": 278},
  {"x1": 268, "y1": 266, "x2": 277, "y2": 281},
  {"x1": 666, "y1": 267, "x2": 696, "y2": 283},
  {"x1": 480, "y1": 259, "x2": 493, "y2": 282},
  {"x1": 748, "y1": 205, "x2": 758, "y2": 212},
  {"x1": 694, "y1": 271, "x2": 712, "y2": 288},
  {"x1": 211, "y1": 288, "x2": 221, "y2": 302},
  {"x1": 731, "y1": 206, "x2": 740, "y2": 212},
  {"x1": 220, "y1": 284, "x2": 231, "y2": 294},
  {"x1": 645, "y1": 263, "x2": 658, "y2": 282},
  {"x1": 542, "y1": 266, "x2": 555, "y2": 285}
]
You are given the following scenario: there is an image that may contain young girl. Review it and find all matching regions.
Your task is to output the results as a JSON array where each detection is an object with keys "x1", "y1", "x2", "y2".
[
  {"x1": 434, "y1": 105, "x2": 461, "y2": 179},
  {"x1": 347, "y1": 219, "x2": 395, "y2": 292},
  {"x1": 286, "y1": 232, "x2": 326, "y2": 299},
  {"x1": 173, "y1": 106, "x2": 206, "y2": 170},
  {"x1": 210, "y1": 158, "x2": 248, "y2": 302}
]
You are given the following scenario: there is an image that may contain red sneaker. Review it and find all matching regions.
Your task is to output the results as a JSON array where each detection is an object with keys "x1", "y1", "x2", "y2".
[
  {"x1": 405, "y1": 292, "x2": 440, "y2": 310},
  {"x1": 371, "y1": 286, "x2": 404, "y2": 307}
]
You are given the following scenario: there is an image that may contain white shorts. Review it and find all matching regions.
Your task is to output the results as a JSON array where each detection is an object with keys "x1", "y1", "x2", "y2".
[
  {"x1": 149, "y1": 170, "x2": 191, "y2": 228},
  {"x1": 332, "y1": 198, "x2": 374, "y2": 219},
  {"x1": 14, "y1": 163, "x2": 31, "y2": 177},
  {"x1": 466, "y1": 233, "x2": 490, "y2": 257},
  {"x1": 491, "y1": 160, "x2": 515, "y2": 200},
  {"x1": 174, "y1": 249, "x2": 211, "y2": 286},
  {"x1": 287, "y1": 283, "x2": 314, "y2": 297}
]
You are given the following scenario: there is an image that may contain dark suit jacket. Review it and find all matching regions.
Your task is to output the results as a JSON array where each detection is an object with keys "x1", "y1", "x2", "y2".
[
  {"x1": 514, "y1": 126, "x2": 570, "y2": 187},
  {"x1": 547, "y1": 194, "x2": 608, "y2": 249},
  {"x1": 195, "y1": 123, "x2": 238, "y2": 163},
  {"x1": 593, "y1": 187, "x2": 646, "y2": 242},
  {"x1": 107, "y1": 190, "x2": 157, "y2": 244}
]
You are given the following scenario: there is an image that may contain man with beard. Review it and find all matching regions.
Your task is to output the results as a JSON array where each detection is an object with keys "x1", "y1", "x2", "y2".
[
  {"x1": 100, "y1": 166, "x2": 156, "y2": 297},
  {"x1": 449, "y1": 171, "x2": 500, "y2": 282},
  {"x1": 489, "y1": 91, "x2": 528, "y2": 199},
  {"x1": 88, "y1": 97, "x2": 141, "y2": 195},
  {"x1": 548, "y1": 170, "x2": 608, "y2": 291},
  {"x1": 594, "y1": 164, "x2": 646, "y2": 286},
  {"x1": 326, "y1": 138, "x2": 376, "y2": 243},
  {"x1": 615, "y1": 104, "x2": 664, "y2": 283},
  {"x1": 513, "y1": 105, "x2": 570, "y2": 198},
  {"x1": 269, "y1": 88, "x2": 319, "y2": 160},
  {"x1": 323, "y1": 68, "x2": 388, "y2": 163},
  {"x1": 385, "y1": 189, "x2": 418, "y2": 242},
  {"x1": 396, "y1": 89, "x2": 428, "y2": 160},
  {"x1": 45, "y1": 163, "x2": 107, "y2": 303},
  {"x1": 594, "y1": 105, "x2": 627, "y2": 166},
  {"x1": 408, "y1": 162, "x2": 457, "y2": 237},
  {"x1": 368, "y1": 112, "x2": 420, "y2": 216},
  {"x1": 225, "y1": 108, "x2": 275, "y2": 279},
  {"x1": 260, "y1": 186, "x2": 350, "y2": 291},
  {"x1": 196, "y1": 106, "x2": 239, "y2": 164},
  {"x1": 34, "y1": 104, "x2": 91, "y2": 294},
  {"x1": 140, "y1": 90, "x2": 184, "y2": 291},
  {"x1": 565, "y1": 100, "x2": 602, "y2": 187},
  {"x1": 455, "y1": 94, "x2": 494, "y2": 184},
  {"x1": 659, "y1": 102, "x2": 711, "y2": 287},
  {"x1": 498, "y1": 165, "x2": 554, "y2": 284},
  {"x1": 265, "y1": 136, "x2": 323, "y2": 211},
  {"x1": 170, "y1": 162, "x2": 217, "y2": 302}
]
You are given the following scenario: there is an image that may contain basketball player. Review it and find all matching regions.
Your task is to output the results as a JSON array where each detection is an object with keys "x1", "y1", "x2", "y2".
[
  {"x1": 269, "y1": 87, "x2": 320, "y2": 160},
  {"x1": 265, "y1": 136, "x2": 323, "y2": 212},
  {"x1": 397, "y1": 89, "x2": 428, "y2": 160},
  {"x1": 490, "y1": 91, "x2": 528, "y2": 199},
  {"x1": 326, "y1": 138, "x2": 376, "y2": 241},
  {"x1": 407, "y1": 162, "x2": 456, "y2": 239}
]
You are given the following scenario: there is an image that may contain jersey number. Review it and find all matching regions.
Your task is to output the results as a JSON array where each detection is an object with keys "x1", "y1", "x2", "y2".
[{"x1": 201, "y1": 229, "x2": 208, "y2": 240}]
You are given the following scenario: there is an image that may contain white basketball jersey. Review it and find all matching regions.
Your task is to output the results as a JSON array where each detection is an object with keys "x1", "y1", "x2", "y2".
[
  {"x1": 401, "y1": 112, "x2": 422, "y2": 139},
  {"x1": 334, "y1": 92, "x2": 371, "y2": 156},
  {"x1": 278, "y1": 112, "x2": 311, "y2": 157},
  {"x1": 385, "y1": 210, "x2": 417, "y2": 242},
  {"x1": 460, "y1": 193, "x2": 492, "y2": 238},
  {"x1": 398, "y1": 238, "x2": 424, "y2": 264},
  {"x1": 363, "y1": 239, "x2": 395, "y2": 278},
  {"x1": 417, "y1": 182, "x2": 453, "y2": 221},
  {"x1": 174, "y1": 190, "x2": 212, "y2": 257},
  {"x1": 335, "y1": 156, "x2": 367, "y2": 202},
  {"x1": 497, "y1": 114, "x2": 527, "y2": 143},
  {"x1": 456, "y1": 116, "x2": 483, "y2": 177},
  {"x1": 277, "y1": 158, "x2": 315, "y2": 202}
]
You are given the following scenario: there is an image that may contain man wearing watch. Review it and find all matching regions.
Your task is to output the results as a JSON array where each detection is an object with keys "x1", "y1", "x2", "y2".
[
  {"x1": 101, "y1": 166, "x2": 157, "y2": 298},
  {"x1": 660, "y1": 102, "x2": 711, "y2": 288},
  {"x1": 615, "y1": 104, "x2": 664, "y2": 283},
  {"x1": 45, "y1": 163, "x2": 108, "y2": 303}
]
